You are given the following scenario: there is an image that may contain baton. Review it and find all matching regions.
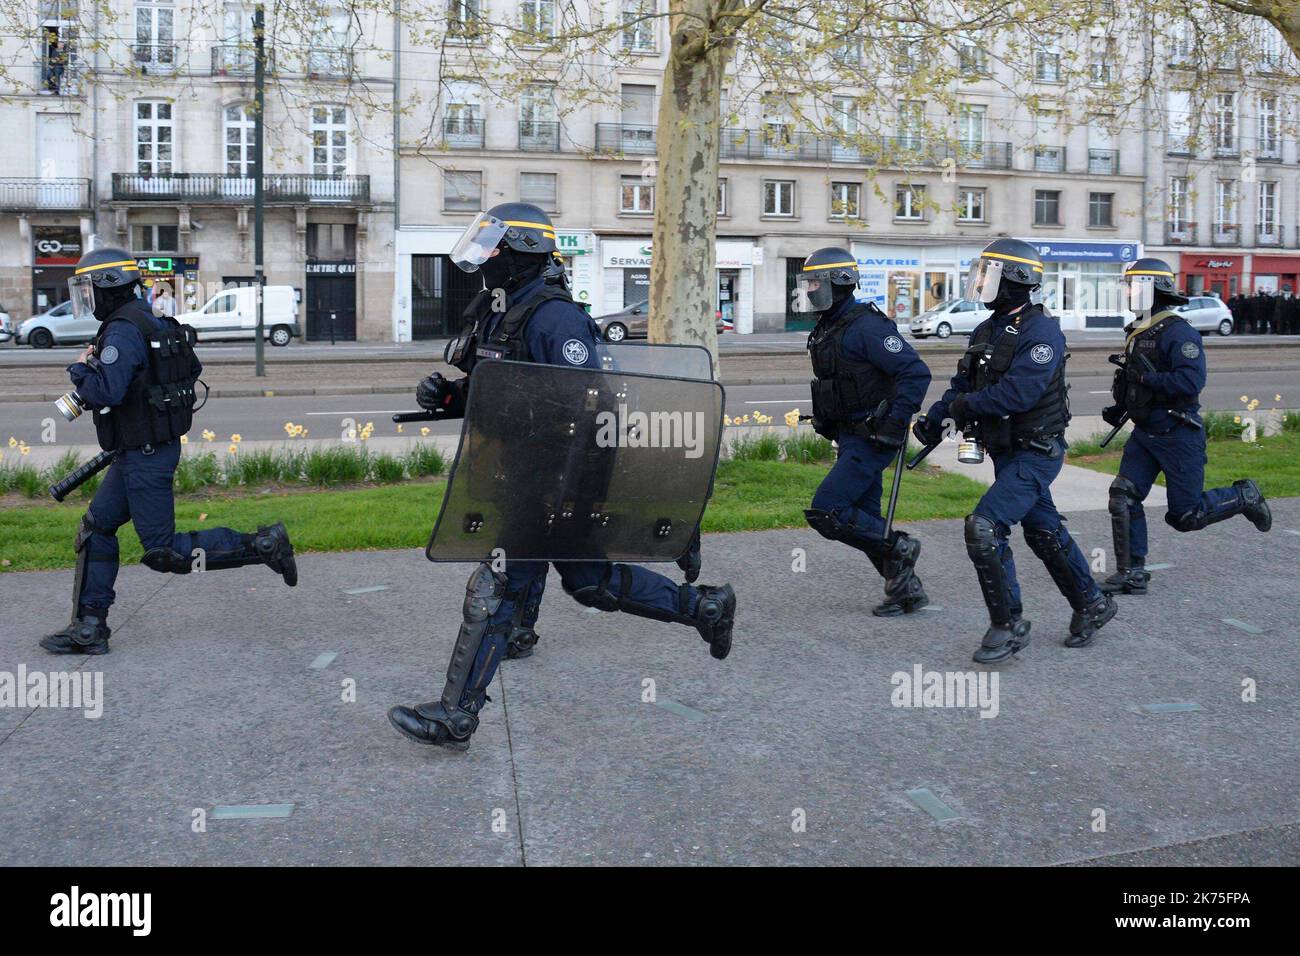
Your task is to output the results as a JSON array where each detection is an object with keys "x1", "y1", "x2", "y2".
[
  {"x1": 49, "y1": 448, "x2": 121, "y2": 502},
  {"x1": 907, "y1": 441, "x2": 940, "y2": 470},
  {"x1": 1098, "y1": 414, "x2": 1129, "y2": 448},
  {"x1": 392, "y1": 410, "x2": 439, "y2": 423},
  {"x1": 883, "y1": 433, "x2": 908, "y2": 538}
]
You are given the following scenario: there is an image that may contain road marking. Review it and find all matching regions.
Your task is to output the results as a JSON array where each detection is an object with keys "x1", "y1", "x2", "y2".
[
  {"x1": 920, "y1": 605, "x2": 944, "y2": 612},
  {"x1": 905, "y1": 788, "x2": 960, "y2": 822},
  {"x1": 743, "y1": 400, "x2": 801, "y2": 405},
  {"x1": 1145, "y1": 563, "x2": 1173, "y2": 571},
  {"x1": 307, "y1": 410, "x2": 412, "y2": 416},
  {"x1": 1221, "y1": 618, "x2": 1263, "y2": 634},
  {"x1": 655, "y1": 698, "x2": 707, "y2": 722},
  {"x1": 1141, "y1": 702, "x2": 1203, "y2": 714},
  {"x1": 310, "y1": 652, "x2": 338, "y2": 669},
  {"x1": 1282, "y1": 529, "x2": 1300, "y2": 537},
  {"x1": 212, "y1": 804, "x2": 294, "y2": 820},
  {"x1": 343, "y1": 585, "x2": 390, "y2": 595},
  {"x1": 1088, "y1": 390, "x2": 1111, "y2": 394}
]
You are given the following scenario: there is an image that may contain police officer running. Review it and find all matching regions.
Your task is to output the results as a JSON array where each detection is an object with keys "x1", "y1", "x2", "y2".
[
  {"x1": 796, "y1": 248, "x2": 932, "y2": 616},
  {"x1": 387, "y1": 203, "x2": 737, "y2": 751},
  {"x1": 1098, "y1": 258, "x2": 1271, "y2": 596},
  {"x1": 913, "y1": 239, "x2": 1116, "y2": 663},
  {"x1": 40, "y1": 247, "x2": 297, "y2": 656}
]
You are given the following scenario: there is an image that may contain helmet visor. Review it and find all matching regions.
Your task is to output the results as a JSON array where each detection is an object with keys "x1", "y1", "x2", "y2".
[
  {"x1": 964, "y1": 258, "x2": 1004, "y2": 304},
  {"x1": 449, "y1": 213, "x2": 508, "y2": 273},
  {"x1": 68, "y1": 273, "x2": 98, "y2": 322},
  {"x1": 793, "y1": 274, "x2": 835, "y2": 313},
  {"x1": 1121, "y1": 274, "x2": 1156, "y2": 314}
]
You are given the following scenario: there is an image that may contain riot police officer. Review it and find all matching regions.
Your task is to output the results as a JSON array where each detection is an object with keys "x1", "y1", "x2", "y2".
[
  {"x1": 913, "y1": 239, "x2": 1116, "y2": 663},
  {"x1": 796, "y1": 248, "x2": 932, "y2": 616},
  {"x1": 1098, "y1": 258, "x2": 1271, "y2": 595},
  {"x1": 387, "y1": 203, "x2": 737, "y2": 751},
  {"x1": 40, "y1": 247, "x2": 297, "y2": 656}
]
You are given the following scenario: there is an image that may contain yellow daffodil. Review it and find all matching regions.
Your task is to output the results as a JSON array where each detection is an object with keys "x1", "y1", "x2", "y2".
[
  {"x1": 19, "y1": 445, "x2": 29, "y2": 456},
  {"x1": 228, "y1": 443, "x2": 239, "y2": 453},
  {"x1": 230, "y1": 434, "x2": 242, "y2": 443},
  {"x1": 420, "y1": 427, "x2": 430, "y2": 437},
  {"x1": 7, "y1": 437, "x2": 15, "y2": 448},
  {"x1": 180, "y1": 435, "x2": 189, "y2": 444},
  {"x1": 1234, "y1": 416, "x2": 1241, "y2": 424},
  {"x1": 784, "y1": 409, "x2": 801, "y2": 427},
  {"x1": 1240, "y1": 395, "x2": 1248, "y2": 403},
  {"x1": 396, "y1": 424, "x2": 404, "y2": 433},
  {"x1": 202, "y1": 429, "x2": 215, "y2": 441}
]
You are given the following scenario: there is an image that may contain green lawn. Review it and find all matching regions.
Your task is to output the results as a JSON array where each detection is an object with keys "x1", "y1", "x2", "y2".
[
  {"x1": 0, "y1": 458, "x2": 989, "y2": 573},
  {"x1": 1070, "y1": 430, "x2": 1300, "y2": 498}
]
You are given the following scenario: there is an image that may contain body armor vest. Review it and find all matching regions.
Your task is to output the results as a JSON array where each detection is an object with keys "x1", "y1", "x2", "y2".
[
  {"x1": 93, "y1": 303, "x2": 199, "y2": 452},
  {"x1": 1116, "y1": 310, "x2": 1183, "y2": 426},
  {"x1": 807, "y1": 303, "x2": 895, "y2": 432},
  {"x1": 449, "y1": 283, "x2": 574, "y2": 376},
  {"x1": 959, "y1": 306, "x2": 1071, "y2": 451}
]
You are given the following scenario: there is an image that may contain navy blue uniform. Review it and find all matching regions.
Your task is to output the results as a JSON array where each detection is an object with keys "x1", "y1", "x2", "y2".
[
  {"x1": 927, "y1": 307, "x2": 1100, "y2": 612},
  {"x1": 68, "y1": 302, "x2": 246, "y2": 616}
]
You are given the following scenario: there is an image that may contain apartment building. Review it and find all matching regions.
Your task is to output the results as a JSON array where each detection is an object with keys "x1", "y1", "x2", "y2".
[{"x1": 0, "y1": 1, "x2": 395, "y2": 338}]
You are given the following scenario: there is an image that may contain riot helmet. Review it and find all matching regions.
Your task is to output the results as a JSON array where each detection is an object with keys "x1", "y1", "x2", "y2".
[
  {"x1": 964, "y1": 238, "x2": 1043, "y2": 308},
  {"x1": 67, "y1": 247, "x2": 141, "y2": 322},
  {"x1": 793, "y1": 247, "x2": 860, "y2": 313}
]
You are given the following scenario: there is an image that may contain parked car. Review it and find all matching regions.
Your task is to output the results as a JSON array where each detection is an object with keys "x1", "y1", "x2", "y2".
[
  {"x1": 17, "y1": 299, "x2": 95, "y2": 348},
  {"x1": 176, "y1": 285, "x2": 299, "y2": 346},
  {"x1": 908, "y1": 298, "x2": 992, "y2": 339},
  {"x1": 0, "y1": 304, "x2": 12, "y2": 343},
  {"x1": 1177, "y1": 295, "x2": 1235, "y2": 336},
  {"x1": 593, "y1": 300, "x2": 728, "y2": 342}
]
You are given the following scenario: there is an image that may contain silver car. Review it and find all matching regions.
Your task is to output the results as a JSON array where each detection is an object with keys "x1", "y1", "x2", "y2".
[
  {"x1": 1176, "y1": 295, "x2": 1234, "y2": 336},
  {"x1": 909, "y1": 298, "x2": 991, "y2": 339},
  {"x1": 0, "y1": 305, "x2": 12, "y2": 343},
  {"x1": 16, "y1": 299, "x2": 98, "y2": 348}
]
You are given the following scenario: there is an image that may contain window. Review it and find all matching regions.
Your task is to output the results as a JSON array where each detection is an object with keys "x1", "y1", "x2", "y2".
[
  {"x1": 717, "y1": 178, "x2": 728, "y2": 217},
  {"x1": 40, "y1": 22, "x2": 78, "y2": 94},
  {"x1": 1088, "y1": 192, "x2": 1114, "y2": 227},
  {"x1": 1214, "y1": 179, "x2": 1237, "y2": 231},
  {"x1": 764, "y1": 180, "x2": 795, "y2": 217},
  {"x1": 132, "y1": 223, "x2": 179, "y2": 252},
  {"x1": 306, "y1": 11, "x2": 350, "y2": 75},
  {"x1": 223, "y1": 104, "x2": 253, "y2": 176},
  {"x1": 1035, "y1": 38, "x2": 1061, "y2": 82},
  {"x1": 620, "y1": 175, "x2": 653, "y2": 213},
  {"x1": 448, "y1": 0, "x2": 482, "y2": 38},
  {"x1": 1088, "y1": 37, "x2": 1114, "y2": 84},
  {"x1": 621, "y1": 0, "x2": 655, "y2": 52},
  {"x1": 134, "y1": 2, "x2": 175, "y2": 68},
  {"x1": 957, "y1": 104, "x2": 985, "y2": 147},
  {"x1": 957, "y1": 34, "x2": 987, "y2": 76},
  {"x1": 1034, "y1": 189, "x2": 1061, "y2": 225},
  {"x1": 307, "y1": 223, "x2": 356, "y2": 259},
  {"x1": 893, "y1": 37, "x2": 923, "y2": 75},
  {"x1": 897, "y1": 100, "x2": 924, "y2": 150},
  {"x1": 957, "y1": 187, "x2": 985, "y2": 222},
  {"x1": 895, "y1": 183, "x2": 926, "y2": 220},
  {"x1": 1258, "y1": 94, "x2": 1280, "y2": 159},
  {"x1": 831, "y1": 25, "x2": 862, "y2": 66},
  {"x1": 1167, "y1": 90, "x2": 1192, "y2": 153},
  {"x1": 444, "y1": 81, "x2": 482, "y2": 144},
  {"x1": 1258, "y1": 181, "x2": 1277, "y2": 239},
  {"x1": 1034, "y1": 111, "x2": 1063, "y2": 172},
  {"x1": 830, "y1": 182, "x2": 860, "y2": 220},
  {"x1": 1168, "y1": 20, "x2": 1192, "y2": 63},
  {"x1": 520, "y1": 171, "x2": 557, "y2": 211},
  {"x1": 520, "y1": 0, "x2": 555, "y2": 41},
  {"x1": 311, "y1": 105, "x2": 349, "y2": 175},
  {"x1": 1168, "y1": 176, "x2": 1190, "y2": 228},
  {"x1": 1212, "y1": 92, "x2": 1237, "y2": 154},
  {"x1": 520, "y1": 84, "x2": 558, "y2": 148},
  {"x1": 444, "y1": 170, "x2": 482, "y2": 211},
  {"x1": 134, "y1": 100, "x2": 173, "y2": 175}
]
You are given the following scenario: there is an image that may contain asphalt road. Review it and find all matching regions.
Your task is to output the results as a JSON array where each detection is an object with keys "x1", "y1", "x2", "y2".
[{"x1": 4, "y1": 367, "x2": 1298, "y2": 447}]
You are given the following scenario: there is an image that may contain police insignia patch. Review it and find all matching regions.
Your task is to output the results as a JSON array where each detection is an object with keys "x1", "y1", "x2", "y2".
[
  {"x1": 1181, "y1": 341, "x2": 1200, "y2": 359},
  {"x1": 883, "y1": 335, "x2": 904, "y2": 353},
  {"x1": 1029, "y1": 343, "x2": 1054, "y2": 365},
  {"x1": 561, "y1": 339, "x2": 589, "y2": 366},
  {"x1": 98, "y1": 345, "x2": 119, "y2": 365}
]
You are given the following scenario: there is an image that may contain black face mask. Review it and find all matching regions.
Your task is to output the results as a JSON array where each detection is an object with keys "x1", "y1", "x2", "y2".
[
  {"x1": 479, "y1": 247, "x2": 547, "y2": 295},
  {"x1": 1152, "y1": 290, "x2": 1187, "y2": 313},
  {"x1": 990, "y1": 280, "x2": 1033, "y2": 314},
  {"x1": 93, "y1": 283, "x2": 140, "y2": 322}
]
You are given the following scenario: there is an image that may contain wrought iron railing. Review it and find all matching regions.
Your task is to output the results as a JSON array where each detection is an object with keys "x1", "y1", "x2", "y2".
[{"x1": 112, "y1": 172, "x2": 369, "y2": 203}]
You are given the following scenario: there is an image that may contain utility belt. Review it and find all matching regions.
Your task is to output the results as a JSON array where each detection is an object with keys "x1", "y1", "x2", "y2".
[{"x1": 975, "y1": 417, "x2": 1063, "y2": 457}]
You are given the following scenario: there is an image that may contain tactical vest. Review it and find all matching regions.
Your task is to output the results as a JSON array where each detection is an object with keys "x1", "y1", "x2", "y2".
[
  {"x1": 449, "y1": 283, "x2": 575, "y2": 375},
  {"x1": 92, "y1": 304, "x2": 199, "y2": 452},
  {"x1": 807, "y1": 304, "x2": 895, "y2": 429},
  {"x1": 1119, "y1": 310, "x2": 1183, "y2": 426},
  {"x1": 959, "y1": 307, "x2": 1070, "y2": 451}
]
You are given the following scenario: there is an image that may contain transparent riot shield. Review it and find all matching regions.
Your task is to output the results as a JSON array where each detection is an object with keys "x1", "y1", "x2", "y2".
[
  {"x1": 594, "y1": 343, "x2": 714, "y2": 381},
  {"x1": 427, "y1": 359, "x2": 725, "y2": 563}
]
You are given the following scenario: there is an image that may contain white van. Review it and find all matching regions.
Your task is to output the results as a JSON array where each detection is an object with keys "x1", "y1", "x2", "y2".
[{"x1": 177, "y1": 285, "x2": 299, "y2": 346}]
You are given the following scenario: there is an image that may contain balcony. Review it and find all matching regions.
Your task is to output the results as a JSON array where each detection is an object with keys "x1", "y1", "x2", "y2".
[
  {"x1": 1211, "y1": 223, "x2": 1241, "y2": 247},
  {"x1": 442, "y1": 116, "x2": 484, "y2": 149},
  {"x1": 1257, "y1": 141, "x2": 1282, "y2": 162},
  {"x1": 951, "y1": 140, "x2": 1012, "y2": 170},
  {"x1": 131, "y1": 43, "x2": 176, "y2": 72},
  {"x1": 1033, "y1": 146, "x2": 1066, "y2": 173},
  {"x1": 595, "y1": 123, "x2": 656, "y2": 155},
  {"x1": 519, "y1": 120, "x2": 561, "y2": 152},
  {"x1": 1257, "y1": 225, "x2": 1282, "y2": 247},
  {"x1": 1087, "y1": 149, "x2": 1119, "y2": 175},
  {"x1": 211, "y1": 44, "x2": 274, "y2": 76},
  {"x1": 111, "y1": 172, "x2": 369, "y2": 204},
  {"x1": 0, "y1": 178, "x2": 91, "y2": 211},
  {"x1": 1164, "y1": 221, "x2": 1198, "y2": 244},
  {"x1": 305, "y1": 48, "x2": 353, "y2": 78},
  {"x1": 39, "y1": 51, "x2": 83, "y2": 96}
]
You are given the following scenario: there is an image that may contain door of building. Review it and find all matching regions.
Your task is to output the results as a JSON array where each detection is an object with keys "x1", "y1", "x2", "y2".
[
  {"x1": 411, "y1": 254, "x2": 480, "y2": 339},
  {"x1": 305, "y1": 271, "x2": 356, "y2": 341},
  {"x1": 717, "y1": 270, "x2": 739, "y2": 328}
]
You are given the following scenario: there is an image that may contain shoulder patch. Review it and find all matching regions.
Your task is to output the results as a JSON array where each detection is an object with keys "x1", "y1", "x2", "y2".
[
  {"x1": 98, "y1": 344, "x2": 119, "y2": 365},
  {"x1": 1029, "y1": 343, "x2": 1055, "y2": 365},
  {"x1": 561, "y1": 338, "x2": 590, "y2": 366},
  {"x1": 882, "y1": 334, "x2": 904, "y2": 354},
  {"x1": 1180, "y1": 340, "x2": 1200, "y2": 359}
]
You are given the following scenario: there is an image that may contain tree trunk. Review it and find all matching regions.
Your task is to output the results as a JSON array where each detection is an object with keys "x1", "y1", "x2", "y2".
[{"x1": 647, "y1": 1, "x2": 728, "y2": 367}]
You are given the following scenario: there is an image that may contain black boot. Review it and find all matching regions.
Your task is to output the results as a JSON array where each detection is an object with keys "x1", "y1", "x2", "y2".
[
  {"x1": 676, "y1": 527, "x2": 702, "y2": 583},
  {"x1": 40, "y1": 614, "x2": 111, "y2": 655},
  {"x1": 253, "y1": 523, "x2": 298, "y2": 586},
  {"x1": 1099, "y1": 557, "x2": 1150, "y2": 595},
  {"x1": 505, "y1": 626, "x2": 539, "y2": 659},
  {"x1": 965, "y1": 515, "x2": 1030, "y2": 664},
  {"x1": 693, "y1": 585, "x2": 736, "y2": 660},
  {"x1": 1066, "y1": 594, "x2": 1118, "y2": 648},
  {"x1": 1235, "y1": 479, "x2": 1272, "y2": 532},
  {"x1": 1101, "y1": 476, "x2": 1148, "y2": 595},
  {"x1": 973, "y1": 616, "x2": 1031, "y2": 665},
  {"x1": 387, "y1": 700, "x2": 479, "y2": 751},
  {"x1": 872, "y1": 532, "x2": 929, "y2": 617}
]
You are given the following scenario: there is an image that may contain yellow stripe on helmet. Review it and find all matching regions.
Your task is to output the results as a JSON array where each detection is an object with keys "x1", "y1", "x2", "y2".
[
  {"x1": 75, "y1": 259, "x2": 139, "y2": 275},
  {"x1": 504, "y1": 220, "x2": 556, "y2": 232},
  {"x1": 1124, "y1": 269, "x2": 1175, "y2": 278},
  {"x1": 982, "y1": 251, "x2": 1044, "y2": 272},
  {"x1": 804, "y1": 260, "x2": 858, "y2": 272}
]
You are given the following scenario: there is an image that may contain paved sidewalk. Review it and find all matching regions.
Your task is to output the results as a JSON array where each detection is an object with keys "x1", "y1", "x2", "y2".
[{"x1": 0, "y1": 500, "x2": 1295, "y2": 865}]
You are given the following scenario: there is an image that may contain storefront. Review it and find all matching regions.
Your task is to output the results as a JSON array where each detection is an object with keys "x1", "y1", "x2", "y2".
[
  {"x1": 31, "y1": 225, "x2": 83, "y2": 313},
  {"x1": 1248, "y1": 255, "x2": 1300, "y2": 295},
  {"x1": 1023, "y1": 239, "x2": 1141, "y2": 330},
  {"x1": 599, "y1": 238, "x2": 760, "y2": 333},
  {"x1": 1178, "y1": 254, "x2": 1244, "y2": 299},
  {"x1": 394, "y1": 227, "x2": 600, "y2": 342},
  {"x1": 134, "y1": 255, "x2": 201, "y2": 316},
  {"x1": 849, "y1": 242, "x2": 987, "y2": 322}
]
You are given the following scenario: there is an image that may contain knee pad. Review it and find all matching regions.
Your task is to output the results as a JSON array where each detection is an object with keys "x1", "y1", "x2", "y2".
[
  {"x1": 141, "y1": 547, "x2": 192, "y2": 574},
  {"x1": 1108, "y1": 476, "x2": 1140, "y2": 516},
  {"x1": 964, "y1": 514, "x2": 999, "y2": 560},
  {"x1": 1023, "y1": 524, "x2": 1067, "y2": 558},
  {"x1": 463, "y1": 563, "x2": 506, "y2": 622},
  {"x1": 1165, "y1": 509, "x2": 1203, "y2": 533},
  {"x1": 565, "y1": 565, "x2": 620, "y2": 612},
  {"x1": 804, "y1": 508, "x2": 839, "y2": 540}
]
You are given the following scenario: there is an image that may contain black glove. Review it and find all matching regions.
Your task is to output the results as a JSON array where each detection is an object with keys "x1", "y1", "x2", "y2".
[
  {"x1": 948, "y1": 394, "x2": 973, "y2": 429},
  {"x1": 872, "y1": 415, "x2": 907, "y2": 448},
  {"x1": 676, "y1": 527, "x2": 702, "y2": 583},
  {"x1": 415, "y1": 373, "x2": 466, "y2": 416},
  {"x1": 1102, "y1": 405, "x2": 1126, "y2": 428},
  {"x1": 912, "y1": 415, "x2": 944, "y2": 447}
]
